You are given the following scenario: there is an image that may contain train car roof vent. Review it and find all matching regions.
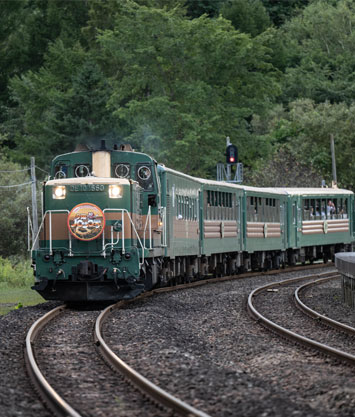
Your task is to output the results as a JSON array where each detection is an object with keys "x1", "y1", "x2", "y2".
[{"x1": 119, "y1": 144, "x2": 133, "y2": 152}]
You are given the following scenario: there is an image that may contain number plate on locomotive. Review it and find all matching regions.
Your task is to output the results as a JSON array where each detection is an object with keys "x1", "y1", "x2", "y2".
[{"x1": 69, "y1": 184, "x2": 105, "y2": 192}]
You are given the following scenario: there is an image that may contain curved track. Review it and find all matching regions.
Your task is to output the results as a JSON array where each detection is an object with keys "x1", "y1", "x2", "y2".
[
  {"x1": 248, "y1": 271, "x2": 355, "y2": 366},
  {"x1": 295, "y1": 276, "x2": 355, "y2": 336},
  {"x1": 25, "y1": 303, "x2": 211, "y2": 417},
  {"x1": 24, "y1": 304, "x2": 81, "y2": 417},
  {"x1": 24, "y1": 263, "x2": 337, "y2": 416},
  {"x1": 95, "y1": 302, "x2": 210, "y2": 417}
]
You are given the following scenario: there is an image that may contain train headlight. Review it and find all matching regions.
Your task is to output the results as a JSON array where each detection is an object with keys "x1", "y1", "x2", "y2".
[
  {"x1": 109, "y1": 185, "x2": 122, "y2": 198},
  {"x1": 53, "y1": 186, "x2": 66, "y2": 199}
]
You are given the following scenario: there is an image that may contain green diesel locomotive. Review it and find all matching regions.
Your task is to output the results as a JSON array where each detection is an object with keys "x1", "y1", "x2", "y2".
[{"x1": 31, "y1": 143, "x2": 355, "y2": 301}]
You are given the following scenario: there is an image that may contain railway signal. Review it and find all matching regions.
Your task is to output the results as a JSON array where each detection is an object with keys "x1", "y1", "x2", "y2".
[
  {"x1": 217, "y1": 137, "x2": 243, "y2": 183},
  {"x1": 226, "y1": 144, "x2": 238, "y2": 164}
]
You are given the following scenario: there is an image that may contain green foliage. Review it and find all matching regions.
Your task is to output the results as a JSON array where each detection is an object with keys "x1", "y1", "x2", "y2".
[
  {"x1": 0, "y1": 156, "x2": 34, "y2": 257},
  {"x1": 263, "y1": 99, "x2": 355, "y2": 190},
  {"x1": 261, "y1": 0, "x2": 309, "y2": 26},
  {"x1": 281, "y1": 0, "x2": 355, "y2": 104},
  {"x1": 184, "y1": 0, "x2": 224, "y2": 18},
  {"x1": 98, "y1": 4, "x2": 279, "y2": 176},
  {"x1": 1, "y1": 0, "x2": 355, "y2": 199},
  {"x1": 0, "y1": 257, "x2": 33, "y2": 287},
  {"x1": 245, "y1": 145, "x2": 323, "y2": 187},
  {"x1": 220, "y1": 0, "x2": 271, "y2": 37},
  {"x1": 0, "y1": 0, "x2": 89, "y2": 108},
  {"x1": 5, "y1": 42, "x2": 117, "y2": 167}
]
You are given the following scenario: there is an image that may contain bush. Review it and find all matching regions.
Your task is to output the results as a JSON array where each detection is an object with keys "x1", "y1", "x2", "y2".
[
  {"x1": 0, "y1": 257, "x2": 33, "y2": 288},
  {"x1": 0, "y1": 155, "x2": 38, "y2": 257}
]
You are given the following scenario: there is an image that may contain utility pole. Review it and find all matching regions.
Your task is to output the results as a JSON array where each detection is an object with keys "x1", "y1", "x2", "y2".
[
  {"x1": 330, "y1": 134, "x2": 337, "y2": 188},
  {"x1": 31, "y1": 157, "x2": 39, "y2": 248}
]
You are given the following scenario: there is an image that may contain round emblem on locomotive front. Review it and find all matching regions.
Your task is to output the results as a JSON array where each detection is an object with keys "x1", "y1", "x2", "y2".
[{"x1": 67, "y1": 203, "x2": 105, "y2": 241}]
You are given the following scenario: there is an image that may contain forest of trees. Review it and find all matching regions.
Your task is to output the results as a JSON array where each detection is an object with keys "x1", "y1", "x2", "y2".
[{"x1": 1, "y1": 0, "x2": 355, "y2": 255}]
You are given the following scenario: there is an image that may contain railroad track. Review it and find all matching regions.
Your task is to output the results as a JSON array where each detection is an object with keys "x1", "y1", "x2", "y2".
[
  {"x1": 24, "y1": 305, "x2": 80, "y2": 417},
  {"x1": 24, "y1": 263, "x2": 335, "y2": 416},
  {"x1": 25, "y1": 304, "x2": 210, "y2": 417},
  {"x1": 248, "y1": 271, "x2": 355, "y2": 366}
]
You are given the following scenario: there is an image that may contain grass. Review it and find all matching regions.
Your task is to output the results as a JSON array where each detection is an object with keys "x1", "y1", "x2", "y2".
[
  {"x1": 0, "y1": 257, "x2": 46, "y2": 315},
  {"x1": 0, "y1": 283, "x2": 45, "y2": 315}
]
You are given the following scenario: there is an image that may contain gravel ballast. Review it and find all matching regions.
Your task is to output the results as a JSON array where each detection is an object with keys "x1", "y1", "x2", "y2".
[
  {"x1": 1, "y1": 267, "x2": 355, "y2": 416},
  {"x1": 103, "y1": 268, "x2": 355, "y2": 416}
]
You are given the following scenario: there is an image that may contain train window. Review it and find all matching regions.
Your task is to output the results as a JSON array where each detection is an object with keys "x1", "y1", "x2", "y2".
[
  {"x1": 321, "y1": 200, "x2": 326, "y2": 219},
  {"x1": 303, "y1": 199, "x2": 310, "y2": 220},
  {"x1": 314, "y1": 200, "x2": 321, "y2": 219},
  {"x1": 339, "y1": 198, "x2": 348, "y2": 218},
  {"x1": 114, "y1": 163, "x2": 130, "y2": 179},
  {"x1": 74, "y1": 164, "x2": 91, "y2": 177},
  {"x1": 177, "y1": 195, "x2": 181, "y2": 219},
  {"x1": 54, "y1": 164, "x2": 68, "y2": 179},
  {"x1": 136, "y1": 164, "x2": 154, "y2": 191}
]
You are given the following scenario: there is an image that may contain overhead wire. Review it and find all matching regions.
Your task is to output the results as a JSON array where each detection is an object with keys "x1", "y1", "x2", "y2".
[
  {"x1": 0, "y1": 181, "x2": 33, "y2": 188},
  {"x1": 0, "y1": 163, "x2": 49, "y2": 188},
  {"x1": 0, "y1": 167, "x2": 31, "y2": 173}
]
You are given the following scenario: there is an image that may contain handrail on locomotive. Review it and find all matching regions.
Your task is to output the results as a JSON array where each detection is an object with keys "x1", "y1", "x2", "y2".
[{"x1": 28, "y1": 205, "x2": 164, "y2": 269}]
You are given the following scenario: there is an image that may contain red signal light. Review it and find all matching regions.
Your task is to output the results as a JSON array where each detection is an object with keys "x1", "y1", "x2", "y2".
[{"x1": 226, "y1": 144, "x2": 238, "y2": 164}]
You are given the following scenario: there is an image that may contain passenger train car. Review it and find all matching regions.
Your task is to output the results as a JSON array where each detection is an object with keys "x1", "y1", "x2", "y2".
[{"x1": 31, "y1": 143, "x2": 355, "y2": 301}]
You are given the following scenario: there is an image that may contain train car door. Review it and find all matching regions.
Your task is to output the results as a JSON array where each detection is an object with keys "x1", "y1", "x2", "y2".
[
  {"x1": 199, "y1": 190, "x2": 203, "y2": 256},
  {"x1": 292, "y1": 196, "x2": 302, "y2": 248},
  {"x1": 237, "y1": 195, "x2": 243, "y2": 250},
  {"x1": 280, "y1": 200, "x2": 287, "y2": 249},
  {"x1": 292, "y1": 200, "x2": 298, "y2": 247}
]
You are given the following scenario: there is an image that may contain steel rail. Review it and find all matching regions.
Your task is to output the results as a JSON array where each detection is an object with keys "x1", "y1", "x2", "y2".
[
  {"x1": 25, "y1": 305, "x2": 83, "y2": 417},
  {"x1": 94, "y1": 303, "x2": 211, "y2": 417},
  {"x1": 247, "y1": 271, "x2": 355, "y2": 366},
  {"x1": 295, "y1": 276, "x2": 355, "y2": 336}
]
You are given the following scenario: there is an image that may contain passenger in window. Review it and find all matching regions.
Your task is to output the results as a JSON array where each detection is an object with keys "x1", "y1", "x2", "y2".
[{"x1": 327, "y1": 200, "x2": 335, "y2": 218}]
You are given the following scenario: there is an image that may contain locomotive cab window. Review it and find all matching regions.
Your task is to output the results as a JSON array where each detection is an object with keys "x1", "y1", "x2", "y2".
[
  {"x1": 136, "y1": 163, "x2": 154, "y2": 191},
  {"x1": 114, "y1": 163, "x2": 130, "y2": 179},
  {"x1": 54, "y1": 163, "x2": 68, "y2": 179},
  {"x1": 74, "y1": 164, "x2": 91, "y2": 177}
]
